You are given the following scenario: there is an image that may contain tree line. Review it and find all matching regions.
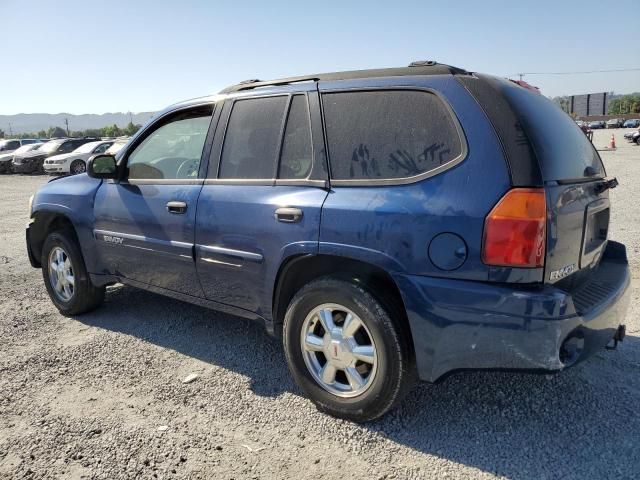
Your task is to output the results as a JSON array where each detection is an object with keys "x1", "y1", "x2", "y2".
[
  {"x1": 0, "y1": 122, "x2": 142, "y2": 140},
  {"x1": 608, "y1": 94, "x2": 640, "y2": 115}
]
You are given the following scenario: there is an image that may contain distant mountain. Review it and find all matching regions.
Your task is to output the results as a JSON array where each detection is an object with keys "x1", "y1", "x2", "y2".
[{"x1": 0, "y1": 112, "x2": 157, "y2": 135}]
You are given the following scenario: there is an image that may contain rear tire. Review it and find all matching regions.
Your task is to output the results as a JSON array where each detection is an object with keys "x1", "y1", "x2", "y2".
[
  {"x1": 283, "y1": 277, "x2": 415, "y2": 422},
  {"x1": 41, "y1": 230, "x2": 105, "y2": 315}
]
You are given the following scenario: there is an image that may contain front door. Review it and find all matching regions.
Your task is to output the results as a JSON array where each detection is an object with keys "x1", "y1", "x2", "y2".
[
  {"x1": 195, "y1": 87, "x2": 328, "y2": 318},
  {"x1": 93, "y1": 104, "x2": 214, "y2": 296}
]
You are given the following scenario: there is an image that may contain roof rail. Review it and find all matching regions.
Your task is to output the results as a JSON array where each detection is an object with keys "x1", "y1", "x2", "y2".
[{"x1": 219, "y1": 61, "x2": 469, "y2": 94}]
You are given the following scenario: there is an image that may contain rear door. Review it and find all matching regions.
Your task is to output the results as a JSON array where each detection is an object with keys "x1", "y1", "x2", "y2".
[
  {"x1": 195, "y1": 85, "x2": 328, "y2": 316},
  {"x1": 93, "y1": 104, "x2": 214, "y2": 296},
  {"x1": 495, "y1": 78, "x2": 610, "y2": 285}
]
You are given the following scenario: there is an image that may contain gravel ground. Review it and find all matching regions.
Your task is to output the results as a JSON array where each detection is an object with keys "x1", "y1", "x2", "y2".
[{"x1": 0, "y1": 129, "x2": 639, "y2": 479}]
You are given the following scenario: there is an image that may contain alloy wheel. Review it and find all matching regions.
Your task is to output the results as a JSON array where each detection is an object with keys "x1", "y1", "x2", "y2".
[
  {"x1": 48, "y1": 246, "x2": 75, "y2": 302},
  {"x1": 300, "y1": 303, "x2": 378, "y2": 398}
]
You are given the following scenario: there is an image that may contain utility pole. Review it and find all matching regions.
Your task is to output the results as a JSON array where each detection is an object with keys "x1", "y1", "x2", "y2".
[
  {"x1": 8, "y1": 122, "x2": 12, "y2": 137},
  {"x1": 64, "y1": 118, "x2": 70, "y2": 137},
  {"x1": 128, "y1": 111, "x2": 133, "y2": 124}
]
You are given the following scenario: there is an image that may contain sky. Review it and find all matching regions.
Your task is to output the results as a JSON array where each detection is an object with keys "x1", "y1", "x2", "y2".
[{"x1": 1, "y1": 0, "x2": 638, "y2": 114}]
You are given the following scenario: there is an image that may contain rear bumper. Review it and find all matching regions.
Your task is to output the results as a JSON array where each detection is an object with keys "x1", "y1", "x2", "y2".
[{"x1": 395, "y1": 241, "x2": 631, "y2": 382}]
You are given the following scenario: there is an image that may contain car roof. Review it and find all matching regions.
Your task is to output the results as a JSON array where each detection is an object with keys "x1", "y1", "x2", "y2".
[
  {"x1": 160, "y1": 61, "x2": 469, "y2": 117},
  {"x1": 218, "y1": 61, "x2": 469, "y2": 94}
]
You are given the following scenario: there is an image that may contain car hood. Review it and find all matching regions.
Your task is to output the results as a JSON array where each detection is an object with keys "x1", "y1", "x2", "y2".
[
  {"x1": 16, "y1": 150, "x2": 48, "y2": 159},
  {"x1": 47, "y1": 153, "x2": 75, "y2": 161},
  {"x1": 0, "y1": 152, "x2": 14, "y2": 162}
]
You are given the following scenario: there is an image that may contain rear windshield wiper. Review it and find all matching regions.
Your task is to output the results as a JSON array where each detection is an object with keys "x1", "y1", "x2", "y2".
[{"x1": 594, "y1": 177, "x2": 618, "y2": 194}]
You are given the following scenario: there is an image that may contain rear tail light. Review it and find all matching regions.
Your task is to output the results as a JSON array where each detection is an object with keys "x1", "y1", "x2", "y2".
[{"x1": 482, "y1": 188, "x2": 546, "y2": 268}]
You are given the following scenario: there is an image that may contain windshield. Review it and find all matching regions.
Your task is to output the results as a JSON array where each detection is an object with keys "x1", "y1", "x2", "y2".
[
  {"x1": 39, "y1": 141, "x2": 63, "y2": 153},
  {"x1": 74, "y1": 141, "x2": 100, "y2": 153},
  {"x1": 106, "y1": 141, "x2": 127, "y2": 155},
  {"x1": 14, "y1": 144, "x2": 39, "y2": 154}
]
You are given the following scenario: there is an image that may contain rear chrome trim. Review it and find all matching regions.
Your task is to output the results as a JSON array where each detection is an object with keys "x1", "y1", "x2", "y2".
[{"x1": 196, "y1": 244, "x2": 263, "y2": 263}]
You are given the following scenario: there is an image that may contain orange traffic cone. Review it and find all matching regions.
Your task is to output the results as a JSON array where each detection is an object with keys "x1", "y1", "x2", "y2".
[{"x1": 610, "y1": 134, "x2": 616, "y2": 149}]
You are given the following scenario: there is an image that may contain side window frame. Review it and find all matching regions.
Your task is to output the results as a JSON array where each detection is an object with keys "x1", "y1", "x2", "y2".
[
  {"x1": 319, "y1": 86, "x2": 468, "y2": 187},
  {"x1": 275, "y1": 93, "x2": 315, "y2": 184},
  {"x1": 206, "y1": 89, "x2": 328, "y2": 187},
  {"x1": 117, "y1": 102, "x2": 216, "y2": 185}
]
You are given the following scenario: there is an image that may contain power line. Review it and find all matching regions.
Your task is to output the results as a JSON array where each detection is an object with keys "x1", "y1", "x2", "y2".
[{"x1": 516, "y1": 67, "x2": 640, "y2": 76}]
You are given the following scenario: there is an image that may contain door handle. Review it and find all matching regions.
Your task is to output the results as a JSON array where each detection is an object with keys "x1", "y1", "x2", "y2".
[
  {"x1": 166, "y1": 201, "x2": 188, "y2": 214},
  {"x1": 275, "y1": 207, "x2": 303, "y2": 223}
]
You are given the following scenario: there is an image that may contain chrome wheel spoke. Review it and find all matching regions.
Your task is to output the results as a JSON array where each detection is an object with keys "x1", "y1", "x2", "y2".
[
  {"x1": 65, "y1": 274, "x2": 75, "y2": 285},
  {"x1": 320, "y1": 363, "x2": 337, "y2": 384},
  {"x1": 341, "y1": 313, "x2": 362, "y2": 337},
  {"x1": 317, "y1": 308, "x2": 336, "y2": 333},
  {"x1": 352, "y1": 345, "x2": 375, "y2": 364},
  {"x1": 304, "y1": 333, "x2": 324, "y2": 352},
  {"x1": 345, "y1": 367, "x2": 365, "y2": 390}
]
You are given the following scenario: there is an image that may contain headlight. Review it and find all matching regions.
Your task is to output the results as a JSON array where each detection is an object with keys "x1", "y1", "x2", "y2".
[{"x1": 28, "y1": 195, "x2": 34, "y2": 217}]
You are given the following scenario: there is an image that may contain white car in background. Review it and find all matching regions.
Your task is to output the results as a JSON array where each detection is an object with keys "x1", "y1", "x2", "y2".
[
  {"x1": 43, "y1": 140, "x2": 113, "y2": 175},
  {"x1": 0, "y1": 143, "x2": 43, "y2": 173},
  {"x1": 104, "y1": 137, "x2": 130, "y2": 155}
]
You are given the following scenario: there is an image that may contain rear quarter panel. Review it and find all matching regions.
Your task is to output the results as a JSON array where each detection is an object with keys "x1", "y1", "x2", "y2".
[{"x1": 319, "y1": 75, "x2": 511, "y2": 280}]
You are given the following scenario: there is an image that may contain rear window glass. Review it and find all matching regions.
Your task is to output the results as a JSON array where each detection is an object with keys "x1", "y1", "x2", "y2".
[
  {"x1": 322, "y1": 90, "x2": 463, "y2": 181},
  {"x1": 219, "y1": 96, "x2": 287, "y2": 179},
  {"x1": 499, "y1": 81, "x2": 605, "y2": 181}
]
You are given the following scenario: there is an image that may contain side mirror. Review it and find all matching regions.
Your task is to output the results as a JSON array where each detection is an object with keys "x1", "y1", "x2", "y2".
[{"x1": 87, "y1": 154, "x2": 118, "y2": 179}]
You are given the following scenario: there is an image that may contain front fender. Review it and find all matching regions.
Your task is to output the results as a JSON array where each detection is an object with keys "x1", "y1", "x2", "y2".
[{"x1": 30, "y1": 174, "x2": 103, "y2": 272}]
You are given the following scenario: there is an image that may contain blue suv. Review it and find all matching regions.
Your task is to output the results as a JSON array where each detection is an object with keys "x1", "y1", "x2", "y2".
[{"x1": 26, "y1": 62, "x2": 630, "y2": 421}]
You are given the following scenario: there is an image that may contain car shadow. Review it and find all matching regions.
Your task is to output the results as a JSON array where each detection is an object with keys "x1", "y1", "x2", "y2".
[{"x1": 77, "y1": 285, "x2": 640, "y2": 478}]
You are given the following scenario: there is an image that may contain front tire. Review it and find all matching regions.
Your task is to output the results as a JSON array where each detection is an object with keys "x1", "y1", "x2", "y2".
[
  {"x1": 283, "y1": 277, "x2": 415, "y2": 422},
  {"x1": 41, "y1": 230, "x2": 105, "y2": 315},
  {"x1": 70, "y1": 159, "x2": 86, "y2": 175}
]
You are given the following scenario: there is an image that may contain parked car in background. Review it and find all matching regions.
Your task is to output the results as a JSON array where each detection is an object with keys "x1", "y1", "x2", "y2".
[
  {"x1": 104, "y1": 137, "x2": 130, "y2": 156},
  {"x1": 13, "y1": 138, "x2": 99, "y2": 174},
  {"x1": 26, "y1": 62, "x2": 629, "y2": 422},
  {"x1": 589, "y1": 120, "x2": 606, "y2": 129},
  {"x1": 43, "y1": 140, "x2": 113, "y2": 175},
  {"x1": 0, "y1": 138, "x2": 40, "y2": 155},
  {"x1": 606, "y1": 118, "x2": 624, "y2": 128},
  {"x1": 623, "y1": 119, "x2": 640, "y2": 128},
  {"x1": 0, "y1": 143, "x2": 43, "y2": 174}
]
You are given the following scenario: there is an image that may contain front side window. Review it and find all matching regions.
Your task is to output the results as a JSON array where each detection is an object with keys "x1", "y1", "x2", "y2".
[
  {"x1": 219, "y1": 96, "x2": 287, "y2": 179},
  {"x1": 322, "y1": 90, "x2": 463, "y2": 181},
  {"x1": 127, "y1": 106, "x2": 212, "y2": 180},
  {"x1": 278, "y1": 95, "x2": 313, "y2": 179}
]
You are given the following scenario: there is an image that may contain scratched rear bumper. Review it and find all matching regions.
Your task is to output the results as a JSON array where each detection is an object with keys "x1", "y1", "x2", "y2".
[{"x1": 394, "y1": 241, "x2": 631, "y2": 382}]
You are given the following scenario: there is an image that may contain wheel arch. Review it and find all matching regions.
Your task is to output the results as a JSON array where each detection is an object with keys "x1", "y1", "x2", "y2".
[
  {"x1": 28, "y1": 210, "x2": 80, "y2": 268},
  {"x1": 272, "y1": 254, "x2": 413, "y2": 352}
]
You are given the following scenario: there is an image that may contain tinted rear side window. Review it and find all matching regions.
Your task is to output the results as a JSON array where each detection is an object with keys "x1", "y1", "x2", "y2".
[
  {"x1": 219, "y1": 96, "x2": 287, "y2": 179},
  {"x1": 498, "y1": 80, "x2": 605, "y2": 181},
  {"x1": 322, "y1": 90, "x2": 463, "y2": 181},
  {"x1": 279, "y1": 95, "x2": 313, "y2": 179}
]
